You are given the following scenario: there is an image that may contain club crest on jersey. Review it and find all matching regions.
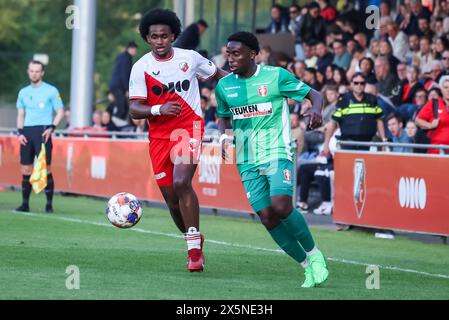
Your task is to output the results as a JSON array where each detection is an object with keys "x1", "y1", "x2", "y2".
[
  {"x1": 283, "y1": 169, "x2": 291, "y2": 182},
  {"x1": 258, "y1": 85, "x2": 268, "y2": 97},
  {"x1": 179, "y1": 62, "x2": 189, "y2": 72}
]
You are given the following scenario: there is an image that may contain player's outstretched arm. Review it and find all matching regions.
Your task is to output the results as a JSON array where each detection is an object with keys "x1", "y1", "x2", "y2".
[
  {"x1": 213, "y1": 68, "x2": 229, "y2": 81},
  {"x1": 129, "y1": 100, "x2": 181, "y2": 119}
]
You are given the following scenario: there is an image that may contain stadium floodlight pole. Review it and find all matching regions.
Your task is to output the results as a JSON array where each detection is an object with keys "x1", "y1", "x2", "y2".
[
  {"x1": 174, "y1": 0, "x2": 195, "y2": 28},
  {"x1": 69, "y1": 0, "x2": 97, "y2": 129}
]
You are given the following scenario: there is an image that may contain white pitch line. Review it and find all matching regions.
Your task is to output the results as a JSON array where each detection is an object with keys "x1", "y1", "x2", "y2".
[{"x1": 10, "y1": 211, "x2": 449, "y2": 280}]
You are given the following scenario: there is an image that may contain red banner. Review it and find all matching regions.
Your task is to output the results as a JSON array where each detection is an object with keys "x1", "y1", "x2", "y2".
[
  {"x1": 333, "y1": 151, "x2": 449, "y2": 236},
  {"x1": 0, "y1": 136, "x2": 253, "y2": 213}
]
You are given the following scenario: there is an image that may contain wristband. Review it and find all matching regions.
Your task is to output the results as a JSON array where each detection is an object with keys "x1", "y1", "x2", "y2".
[
  {"x1": 219, "y1": 134, "x2": 233, "y2": 145},
  {"x1": 17, "y1": 128, "x2": 24, "y2": 136},
  {"x1": 49, "y1": 124, "x2": 56, "y2": 132},
  {"x1": 151, "y1": 105, "x2": 162, "y2": 116}
]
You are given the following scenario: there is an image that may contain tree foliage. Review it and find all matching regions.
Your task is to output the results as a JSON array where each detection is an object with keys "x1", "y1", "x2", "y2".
[{"x1": 0, "y1": 0, "x2": 167, "y2": 105}]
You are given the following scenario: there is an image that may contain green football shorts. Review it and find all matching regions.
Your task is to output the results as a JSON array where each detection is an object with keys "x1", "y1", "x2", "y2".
[{"x1": 240, "y1": 159, "x2": 294, "y2": 213}]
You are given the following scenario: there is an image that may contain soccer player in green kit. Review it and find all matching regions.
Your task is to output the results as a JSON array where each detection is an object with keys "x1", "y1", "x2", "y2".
[{"x1": 216, "y1": 32, "x2": 329, "y2": 288}]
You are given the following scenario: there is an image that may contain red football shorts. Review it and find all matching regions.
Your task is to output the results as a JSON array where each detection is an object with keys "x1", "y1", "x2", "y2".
[{"x1": 149, "y1": 134, "x2": 203, "y2": 187}]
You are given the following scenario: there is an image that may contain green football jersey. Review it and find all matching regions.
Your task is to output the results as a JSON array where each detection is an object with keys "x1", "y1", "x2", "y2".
[{"x1": 216, "y1": 65, "x2": 311, "y2": 174}]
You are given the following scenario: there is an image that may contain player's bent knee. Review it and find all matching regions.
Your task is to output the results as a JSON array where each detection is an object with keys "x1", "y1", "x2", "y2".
[
  {"x1": 172, "y1": 178, "x2": 192, "y2": 192},
  {"x1": 271, "y1": 199, "x2": 293, "y2": 217},
  {"x1": 258, "y1": 209, "x2": 280, "y2": 230}
]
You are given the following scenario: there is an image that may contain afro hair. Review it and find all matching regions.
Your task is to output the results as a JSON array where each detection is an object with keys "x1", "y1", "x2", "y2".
[
  {"x1": 139, "y1": 8, "x2": 182, "y2": 41},
  {"x1": 227, "y1": 31, "x2": 260, "y2": 54}
]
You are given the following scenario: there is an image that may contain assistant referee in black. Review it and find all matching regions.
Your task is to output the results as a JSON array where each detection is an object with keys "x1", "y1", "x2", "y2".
[{"x1": 16, "y1": 61, "x2": 64, "y2": 213}]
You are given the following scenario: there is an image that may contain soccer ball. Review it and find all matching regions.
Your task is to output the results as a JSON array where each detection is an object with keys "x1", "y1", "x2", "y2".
[{"x1": 106, "y1": 192, "x2": 142, "y2": 229}]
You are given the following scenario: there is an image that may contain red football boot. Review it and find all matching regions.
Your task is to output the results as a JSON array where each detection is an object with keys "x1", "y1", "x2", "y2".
[{"x1": 187, "y1": 234, "x2": 205, "y2": 272}]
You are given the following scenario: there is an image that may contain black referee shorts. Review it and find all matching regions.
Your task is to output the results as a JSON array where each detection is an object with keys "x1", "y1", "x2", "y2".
[{"x1": 20, "y1": 126, "x2": 53, "y2": 166}]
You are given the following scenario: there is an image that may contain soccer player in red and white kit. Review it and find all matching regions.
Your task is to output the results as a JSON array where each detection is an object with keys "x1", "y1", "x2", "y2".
[{"x1": 129, "y1": 9, "x2": 227, "y2": 272}]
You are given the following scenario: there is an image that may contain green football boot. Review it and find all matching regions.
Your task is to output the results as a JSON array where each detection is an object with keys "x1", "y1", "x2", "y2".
[{"x1": 308, "y1": 250, "x2": 329, "y2": 285}]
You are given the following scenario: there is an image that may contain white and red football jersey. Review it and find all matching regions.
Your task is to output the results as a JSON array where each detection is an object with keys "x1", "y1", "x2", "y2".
[{"x1": 129, "y1": 48, "x2": 217, "y2": 139}]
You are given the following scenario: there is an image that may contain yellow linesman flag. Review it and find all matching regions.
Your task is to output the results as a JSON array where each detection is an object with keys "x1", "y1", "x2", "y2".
[{"x1": 30, "y1": 143, "x2": 48, "y2": 194}]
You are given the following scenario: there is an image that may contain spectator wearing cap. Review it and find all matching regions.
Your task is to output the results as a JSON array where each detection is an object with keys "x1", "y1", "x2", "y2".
[
  {"x1": 415, "y1": 76, "x2": 449, "y2": 154},
  {"x1": 323, "y1": 73, "x2": 386, "y2": 154},
  {"x1": 174, "y1": 19, "x2": 208, "y2": 50},
  {"x1": 109, "y1": 41, "x2": 138, "y2": 121}
]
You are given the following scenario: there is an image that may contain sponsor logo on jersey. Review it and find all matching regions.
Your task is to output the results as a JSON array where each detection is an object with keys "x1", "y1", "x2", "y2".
[
  {"x1": 224, "y1": 86, "x2": 241, "y2": 90},
  {"x1": 151, "y1": 80, "x2": 191, "y2": 95},
  {"x1": 258, "y1": 85, "x2": 268, "y2": 97},
  {"x1": 230, "y1": 102, "x2": 273, "y2": 120},
  {"x1": 179, "y1": 62, "x2": 189, "y2": 72},
  {"x1": 227, "y1": 93, "x2": 238, "y2": 98},
  {"x1": 353, "y1": 159, "x2": 366, "y2": 219},
  {"x1": 152, "y1": 70, "x2": 161, "y2": 76},
  {"x1": 155, "y1": 172, "x2": 166, "y2": 180}
]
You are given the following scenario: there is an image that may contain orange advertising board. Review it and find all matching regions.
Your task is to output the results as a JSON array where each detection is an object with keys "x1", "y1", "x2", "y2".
[
  {"x1": 0, "y1": 136, "x2": 253, "y2": 213},
  {"x1": 333, "y1": 151, "x2": 449, "y2": 236}
]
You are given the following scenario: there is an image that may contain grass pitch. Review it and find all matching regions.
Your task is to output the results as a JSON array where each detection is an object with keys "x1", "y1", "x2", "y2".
[{"x1": 0, "y1": 190, "x2": 448, "y2": 300}]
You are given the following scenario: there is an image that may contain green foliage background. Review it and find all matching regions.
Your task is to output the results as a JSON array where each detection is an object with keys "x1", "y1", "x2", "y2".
[{"x1": 0, "y1": 0, "x2": 170, "y2": 106}]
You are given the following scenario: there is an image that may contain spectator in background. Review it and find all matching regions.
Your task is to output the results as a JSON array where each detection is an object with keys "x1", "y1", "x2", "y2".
[
  {"x1": 416, "y1": 36, "x2": 434, "y2": 76},
  {"x1": 367, "y1": 38, "x2": 380, "y2": 60},
  {"x1": 405, "y1": 33, "x2": 420, "y2": 65},
  {"x1": 256, "y1": 46, "x2": 272, "y2": 65},
  {"x1": 109, "y1": 41, "x2": 138, "y2": 121},
  {"x1": 405, "y1": 120, "x2": 418, "y2": 142},
  {"x1": 417, "y1": 14, "x2": 434, "y2": 39},
  {"x1": 375, "y1": 56, "x2": 400, "y2": 99},
  {"x1": 415, "y1": 76, "x2": 449, "y2": 154},
  {"x1": 174, "y1": 19, "x2": 208, "y2": 50},
  {"x1": 266, "y1": 4, "x2": 289, "y2": 34},
  {"x1": 200, "y1": 95, "x2": 218, "y2": 130},
  {"x1": 291, "y1": 112, "x2": 305, "y2": 155},
  {"x1": 387, "y1": 113, "x2": 414, "y2": 152},
  {"x1": 379, "y1": 39, "x2": 400, "y2": 72},
  {"x1": 317, "y1": 0, "x2": 337, "y2": 24},
  {"x1": 91, "y1": 111, "x2": 103, "y2": 129},
  {"x1": 320, "y1": 85, "x2": 339, "y2": 126},
  {"x1": 332, "y1": 40, "x2": 351, "y2": 70},
  {"x1": 424, "y1": 60, "x2": 445, "y2": 90},
  {"x1": 442, "y1": 50, "x2": 449, "y2": 76},
  {"x1": 131, "y1": 118, "x2": 149, "y2": 133},
  {"x1": 101, "y1": 111, "x2": 119, "y2": 132},
  {"x1": 316, "y1": 41, "x2": 334, "y2": 75},
  {"x1": 298, "y1": 2, "x2": 326, "y2": 46},
  {"x1": 428, "y1": 87, "x2": 443, "y2": 100},
  {"x1": 386, "y1": 21, "x2": 409, "y2": 62},
  {"x1": 404, "y1": 0, "x2": 432, "y2": 35},
  {"x1": 304, "y1": 67, "x2": 321, "y2": 91},
  {"x1": 396, "y1": 62, "x2": 408, "y2": 82},
  {"x1": 393, "y1": 64, "x2": 424, "y2": 122},
  {"x1": 288, "y1": 4, "x2": 305, "y2": 60},
  {"x1": 434, "y1": 36, "x2": 449, "y2": 60},
  {"x1": 212, "y1": 45, "x2": 229, "y2": 69},
  {"x1": 302, "y1": 42, "x2": 317, "y2": 68}
]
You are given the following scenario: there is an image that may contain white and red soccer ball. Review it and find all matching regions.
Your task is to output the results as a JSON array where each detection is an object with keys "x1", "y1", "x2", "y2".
[{"x1": 106, "y1": 192, "x2": 142, "y2": 229}]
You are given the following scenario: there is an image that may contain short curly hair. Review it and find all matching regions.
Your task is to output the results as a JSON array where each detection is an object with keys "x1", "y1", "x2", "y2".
[
  {"x1": 227, "y1": 31, "x2": 260, "y2": 54},
  {"x1": 139, "y1": 8, "x2": 182, "y2": 41}
]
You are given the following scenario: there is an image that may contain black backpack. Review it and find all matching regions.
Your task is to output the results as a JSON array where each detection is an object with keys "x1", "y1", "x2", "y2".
[{"x1": 414, "y1": 99, "x2": 439, "y2": 153}]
